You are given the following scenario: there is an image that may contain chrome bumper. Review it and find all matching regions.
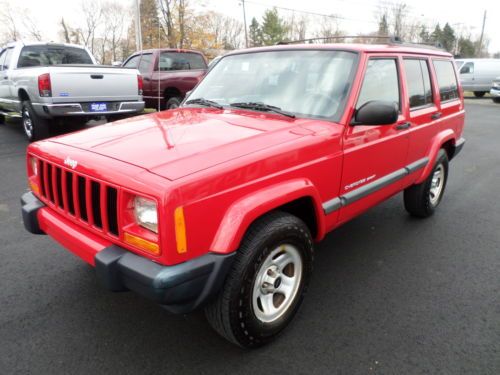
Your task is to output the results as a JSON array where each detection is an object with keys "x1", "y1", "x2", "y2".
[{"x1": 32, "y1": 101, "x2": 145, "y2": 118}]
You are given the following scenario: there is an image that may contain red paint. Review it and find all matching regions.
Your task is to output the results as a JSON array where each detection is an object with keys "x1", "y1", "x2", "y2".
[{"x1": 26, "y1": 44, "x2": 465, "y2": 267}]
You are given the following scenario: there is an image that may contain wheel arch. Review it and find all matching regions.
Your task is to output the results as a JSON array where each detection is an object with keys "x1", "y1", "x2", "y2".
[
  {"x1": 209, "y1": 179, "x2": 325, "y2": 254},
  {"x1": 164, "y1": 86, "x2": 182, "y2": 101},
  {"x1": 415, "y1": 130, "x2": 456, "y2": 184},
  {"x1": 18, "y1": 88, "x2": 30, "y2": 102}
]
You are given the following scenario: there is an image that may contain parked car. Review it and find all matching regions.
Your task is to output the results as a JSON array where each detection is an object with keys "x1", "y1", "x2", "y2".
[
  {"x1": 122, "y1": 48, "x2": 207, "y2": 110},
  {"x1": 0, "y1": 42, "x2": 145, "y2": 141},
  {"x1": 22, "y1": 42, "x2": 465, "y2": 348},
  {"x1": 490, "y1": 76, "x2": 500, "y2": 103},
  {"x1": 455, "y1": 58, "x2": 500, "y2": 97}
]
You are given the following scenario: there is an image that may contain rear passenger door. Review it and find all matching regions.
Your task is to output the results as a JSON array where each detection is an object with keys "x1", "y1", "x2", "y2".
[
  {"x1": 401, "y1": 57, "x2": 439, "y2": 183},
  {"x1": 339, "y1": 56, "x2": 409, "y2": 223}
]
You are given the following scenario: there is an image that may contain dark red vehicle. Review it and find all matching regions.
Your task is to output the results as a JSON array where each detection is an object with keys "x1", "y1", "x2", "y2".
[
  {"x1": 22, "y1": 41, "x2": 465, "y2": 348},
  {"x1": 122, "y1": 48, "x2": 207, "y2": 109}
]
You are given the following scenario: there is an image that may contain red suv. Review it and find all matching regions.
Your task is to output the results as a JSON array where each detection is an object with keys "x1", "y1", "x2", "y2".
[{"x1": 22, "y1": 42, "x2": 465, "y2": 348}]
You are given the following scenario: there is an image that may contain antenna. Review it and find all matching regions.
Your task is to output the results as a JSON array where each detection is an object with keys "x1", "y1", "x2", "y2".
[{"x1": 158, "y1": 15, "x2": 161, "y2": 112}]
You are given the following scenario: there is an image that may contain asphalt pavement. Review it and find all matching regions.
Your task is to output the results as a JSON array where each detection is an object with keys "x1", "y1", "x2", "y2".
[{"x1": 0, "y1": 101, "x2": 499, "y2": 374}]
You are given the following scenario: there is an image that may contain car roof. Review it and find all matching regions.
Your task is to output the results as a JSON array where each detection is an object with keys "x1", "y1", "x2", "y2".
[
  {"x1": 225, "y1": 43, "x2": 453, "y2": 58},
  {"x1": 136, "y1": 48, "x2": 205, "y2": 55},
  {"x1": 3, "y1": 41, "x2": 87, "y2": 50}
]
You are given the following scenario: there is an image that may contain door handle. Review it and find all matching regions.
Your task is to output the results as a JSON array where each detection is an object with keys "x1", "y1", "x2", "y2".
[
  {"x1": 395, "y1": 122, "x2": 411, "y2": 130},
  {"x1": 431, "y1": 112, "x2": 442, "y2": 120}
]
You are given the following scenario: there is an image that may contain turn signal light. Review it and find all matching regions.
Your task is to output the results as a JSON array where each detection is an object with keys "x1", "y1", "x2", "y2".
[
  {"x1": 174, "y1": 206, "x2": 187, "y2": 254},
  {"x1": 124, "y1": 232, "x2": 160, "y2": 255}
]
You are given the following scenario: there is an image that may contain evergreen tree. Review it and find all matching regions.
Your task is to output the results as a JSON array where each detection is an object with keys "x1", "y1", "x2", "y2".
[
  {"x1": 260, "y1": 8, "x2": 288, "y2": 46},
  {"x1": 441, "y1": 23, "x2": 456, "y2": 53},
  {"x1": 419, "y1": 25, "x2": 430, "y2": 43},
  {"x1": 457, "y1": 37, "x2": 475, "y2": 58},
  {"x1": 248, "y1": 17, "x2": 262, "y2": 47},
  {"x1": 431, "y1": 24, "x2": 442, "y2": 46}
]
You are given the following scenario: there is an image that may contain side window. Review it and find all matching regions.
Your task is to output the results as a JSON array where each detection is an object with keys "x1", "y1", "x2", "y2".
[
  {"x1": 123, "y1": 55, "x2": 140, "y2": 69},
  {"x1": 159, "y1": 52, "x2": 207, "y2": 71},
  {"x1": 0, "y1": 50, "x2": 6, "y2": 71},
  {"x1": 403, "y1": 59, "x2": 433, "y2": 109},
  {"x1": 433, "y1": 60, "x2": 460, "y2": 102},
  {"x1": 138, "y1": 53, "x2": 152, "y2": 74},
  {"x1": 3, "y1": 48, "x2": 13, "y2": 70},
  {"x1": 357, "y1": 59, "x2": 400, "y2": 110},
  {"x1": 460, "y1": 62, "x2": 474, "y2": 74}
]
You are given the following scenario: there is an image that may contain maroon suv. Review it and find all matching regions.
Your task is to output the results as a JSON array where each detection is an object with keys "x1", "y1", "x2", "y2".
[{"x1": 123, "y1": 49, "x2": 207, "y2": 109}]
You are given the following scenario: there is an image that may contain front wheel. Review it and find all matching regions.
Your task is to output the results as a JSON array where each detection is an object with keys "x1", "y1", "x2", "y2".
[
  {"x1": 22, "y1": 101, "x2": 49, "y2": 142},
  {"x1": 205, "y1": 211, "x2": 314, "y2": 348},
  {"x1": 473, "y1": 91, "x2": 486, "y2": 98},
  {"x1": 404, "y1": 149, "x2": 449, "y2": 218}
]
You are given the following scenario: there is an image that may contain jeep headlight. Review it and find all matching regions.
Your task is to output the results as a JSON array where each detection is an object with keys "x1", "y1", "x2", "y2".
[{"x1": 134, "y1": 196, "x2": 158, "y2": 233}]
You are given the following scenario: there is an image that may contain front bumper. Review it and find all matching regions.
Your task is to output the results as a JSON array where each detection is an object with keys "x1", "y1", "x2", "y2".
[
  {"x1": 32, "y1": 101, "x2": 145, "y2": 118},
  {"x1": 21, "y1": 192, "x2": 234, "y2": 314},
  {"x1": 490, "y1": 88, "x2": 500, "y2": 98}
]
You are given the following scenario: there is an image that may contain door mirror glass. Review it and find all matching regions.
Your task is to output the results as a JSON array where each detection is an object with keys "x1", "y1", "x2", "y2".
[{"x1": 353, "y1": 100, "x2": 398, "y2": 125}]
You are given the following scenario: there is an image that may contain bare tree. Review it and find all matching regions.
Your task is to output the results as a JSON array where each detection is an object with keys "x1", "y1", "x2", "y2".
[
  {"x1": 105, "y1": 2, "x2": 127, "y2": 62},
  {"x1": 22, "y1": 13, "x2": 43, "y2": 41},
  {"x1": 0, "y1": 3, "x2": 21, "y2": 42},
  {"x1": 79, "y1": 0, "x2": 103, "y2": 55},
  {"x1": 60, "y1": 18, "x2": 71, "y2": 43},
  {"x1": 159, "y1": 0, "x2": 176, "y2": 48}
]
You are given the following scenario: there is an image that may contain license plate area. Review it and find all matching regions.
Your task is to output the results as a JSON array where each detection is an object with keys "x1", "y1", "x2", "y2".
[{"x1": 89, "y1": 102, "x2": 108, "y2": 112}]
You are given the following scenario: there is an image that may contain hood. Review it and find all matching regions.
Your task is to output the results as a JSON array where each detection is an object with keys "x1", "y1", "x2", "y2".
[{"x1": 50, "y1": 108, "x2": 305, "y2": 180}]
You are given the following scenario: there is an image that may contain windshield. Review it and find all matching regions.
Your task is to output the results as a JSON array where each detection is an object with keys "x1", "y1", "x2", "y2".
[
  {"x1": 187, "y1": 50, "x2": 358, "y2": 120},
  {"x1": 17, "y1": 45, "x2": 93, "y2": 68}
]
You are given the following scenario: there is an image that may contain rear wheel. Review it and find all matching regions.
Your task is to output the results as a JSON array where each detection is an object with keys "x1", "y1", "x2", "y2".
[
  {"x1": 166, "y1": 97, "x2": 182, "y2": 109},
  {"x1": 404, "y1": 149, "x2": 449, "y2": 218},
  {"x1": 22, "y1": 101, "x2": 49, "y2": 142},
  {"x1": 493, "y1": 98, "x2": 500, "y2": 104},
  {"x1": 205, "y1": 211, "x2": 314, "y2": 348},
  {"x1": 473, "y1": 91, "x2": 486, "y2": 98}
]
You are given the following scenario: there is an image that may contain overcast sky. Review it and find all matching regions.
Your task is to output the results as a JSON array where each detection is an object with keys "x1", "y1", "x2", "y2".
[{"x1": 4, "y1": 0, "x2": 500, "y2": 52}]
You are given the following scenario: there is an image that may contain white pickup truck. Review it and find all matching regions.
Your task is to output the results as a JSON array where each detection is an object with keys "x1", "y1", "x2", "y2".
[{"x1": 0, "y1": 42, "x2": 145, "y2": 141}]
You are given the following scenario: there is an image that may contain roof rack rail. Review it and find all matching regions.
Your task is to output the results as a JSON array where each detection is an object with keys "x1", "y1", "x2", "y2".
[
  {"x1": 277, "y1": 35, "x2": 402, "y2": 45},
  {"x1": 277, "y1": 35, "x2": 444, "y2": 51}
]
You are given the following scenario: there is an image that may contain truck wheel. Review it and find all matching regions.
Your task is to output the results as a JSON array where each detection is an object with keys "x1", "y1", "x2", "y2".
[
  {"x1": 404, "y1": 149, "x2": 449, "y2": 218},
  {"x1": 22, "y1": 101, "x2": 49, "y2": 142},
  {"x1": 205, "y1": 211, "x2": 313, "y2": 348},
  {"x1": 166, "y1": 97, "x2": 181, "y2": 109},
  {"x1": 493, "y1": 98, "x2": 500, "y2": 104},
  {"x1": 473, "y1": 91, "x2": 486, "y2": 98}
]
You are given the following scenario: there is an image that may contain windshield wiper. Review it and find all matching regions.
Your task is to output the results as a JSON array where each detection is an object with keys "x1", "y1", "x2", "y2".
[
  {"x1": 184, "y1": 98, "x2": 223, "y2": 109},
  {"x1": 229, "y1": 102, "x2": 296, "y2": 118}
]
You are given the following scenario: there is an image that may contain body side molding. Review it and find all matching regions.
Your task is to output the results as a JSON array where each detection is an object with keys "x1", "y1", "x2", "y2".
[{"x1": 322, "y1": 157, "x2": 429, "y2": 214}]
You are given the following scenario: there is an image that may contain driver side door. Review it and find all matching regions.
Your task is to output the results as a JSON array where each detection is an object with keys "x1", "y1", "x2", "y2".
[{"x1": 338, "y1": 55, "x2": 410, "y2": 223}]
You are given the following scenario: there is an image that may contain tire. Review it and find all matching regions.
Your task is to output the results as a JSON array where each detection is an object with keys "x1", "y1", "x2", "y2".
[
  {"x1": 473, "y1": 91, "x2": 486, "y2": 98},
  {"x1": 205, "y1": 211, "x2": 314, "y2": 348},
  {"x1": 21, "y1": 100, "x2": 49, "y2": 142},
  {"x1": 404, "y1": 149, "x2": 449, "y2": 218},
  {"x1": 166, "y1": 97, "x2": 182, "y2": 109},
  {"x1": 493, "y1": 98, "x2": 500, "y2": 104}
]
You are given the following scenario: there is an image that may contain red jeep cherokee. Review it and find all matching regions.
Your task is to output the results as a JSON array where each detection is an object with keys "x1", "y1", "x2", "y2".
[{"x1": 22, "y1": 42, "x2": 465, "y2": 348}]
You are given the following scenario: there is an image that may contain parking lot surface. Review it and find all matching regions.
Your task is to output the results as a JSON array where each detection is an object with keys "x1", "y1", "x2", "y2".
[{"x1": 0, "y1": 101, "x2": 499, "y2": 374}]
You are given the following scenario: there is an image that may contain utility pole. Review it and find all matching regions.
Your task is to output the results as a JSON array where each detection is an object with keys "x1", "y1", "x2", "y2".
[
  {"x1": 241, "y1": 0, "x2": 248, "y2": 48},
  {"x1": 134, "y1": 0, "x2": 143, "y2": 51},
  {"x1": 478, "y1": 10, "x2": 487, "y2": 57}
]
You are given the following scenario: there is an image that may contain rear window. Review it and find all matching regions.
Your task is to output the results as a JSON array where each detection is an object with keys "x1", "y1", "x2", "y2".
[
  {"x1": 433, "y1": 60, "x2": 459, "y2": 102},
  {"x1": 18, "y1": 45, "x2": 93, "y2": 67},
  {"x1": 404, "y1": 59, "x2": 433, "y2": 108},
  {"x1": 158, "y1": 52, "x2": 206, "y2": 71}
]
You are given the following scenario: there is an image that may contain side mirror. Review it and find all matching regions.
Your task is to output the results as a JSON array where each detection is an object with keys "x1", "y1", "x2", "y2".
[
  {"x1": 111, "y1": 61, "x2": 123, "y2": 67},
  {"x1": 352, "y1": 100, "x2": 398, "y2": 126},
  {"x1": 185, "y1": 90, "x2": 192, "y2": 98}
]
